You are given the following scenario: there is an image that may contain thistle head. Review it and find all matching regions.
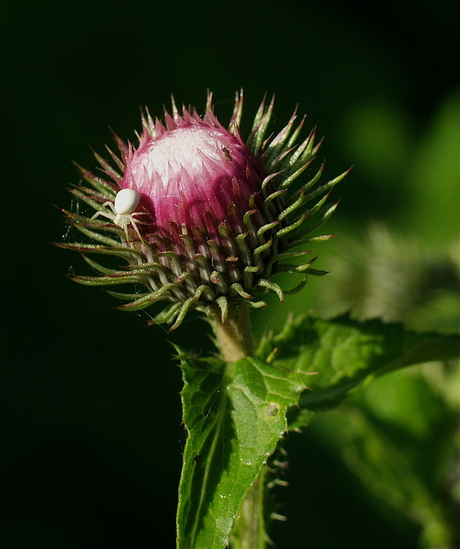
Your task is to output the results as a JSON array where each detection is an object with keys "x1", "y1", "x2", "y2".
[
  {"x1": 123, "y1": 106, "x2": 264, "y2": 243},
  {"x1": 59, "y1": 91, "x2": 347, "y2": 330}
]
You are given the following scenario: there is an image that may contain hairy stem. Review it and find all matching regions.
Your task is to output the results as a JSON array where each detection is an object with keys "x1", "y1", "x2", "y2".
[
  {"x1": 210, "y1": 304, "x2": 269, "y2": 549},
  {"x1": 229, "y1": 472, "x2": 269, "y2": 549},
  {"x1": 211, "y1": 304, "x2": 253, "y2": 362}
]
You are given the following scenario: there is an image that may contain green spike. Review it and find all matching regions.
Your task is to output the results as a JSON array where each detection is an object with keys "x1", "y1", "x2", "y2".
[
  {"x1": 286, "y1": 114, "x2": 307, "y2": 149},
  {"x1": 256, "y1": 220, "x2": 278, "y2": 241},
  {"x1": 104, "y1": 145, "x2": 125, "y2": 173},
  {"x1": 169, "y1": 297, "x2": 195, "y2": 331},
  {"x1": 277, "y1": 189, "x2": 305, "y2": 221},
  {"x1": 283, "y1": 277, "x2": 308, "y2": 295},
  {"x1": 246, "y1": 299, "x2": 267, "y2": 309},
  {"x1": 243, "y1": 209, "x2": 258, "y2": 231},
  {"x1": 210, "y1": 271, "x2": 229, "y2": 293},
  {"x1": 70, "y1": 187, "x2": 106, "y2": 212},
  {"x1": 73, "y1": 224, "x2": 122, "y2": 247},
  {"x1": 266, "y1": 249, "x2": 311, "y2": 271},
  {"x1": 215, "y1": 296, "x2": 229, "y2": 323},
  {"x1": 248, "y1": 95, "x2": 267, "y2": 138},
  {"x1": 128, "y1": 262, "x2": 168, "y2": 272},
  {"x1": 287, "y1": 203, "x2": 338, "y2": 244},
  {"x1": 230, "y1": 283, "x2": 252, "y2": 299},
  {"x1": 228, "y1": 90, "x2": 243, "y2": 135},
  {"x1": 249, "y1": 94, "x2": 274, "y2": 153},
  {"x1": 148, "y1": 302, "x2": 183, "y2": 325},
  {"x1": 275, "y1": 260, "x2": 316, "y2": 274},
  {"x1": 264, "y1": 109, "x2": 298, "y2": 166},
  {"x1": 81, "y1": 254, "x2": 125, "y2": 275},
  {"x1": 304, "y1": 169, "x2": 349, "y2": 203},
  {"x1": 92, "y1": 152, "x2": 123, "y2": 188},
  {"x1": 244, "y1": 264, "x2": 261, "y2": 273},
  {"x1": 71, "y1": 274, "x2": 144, "y2": 286},
  {"x1": 306, "y1": 268, "x2": 329, "y2": 277},
  {"x1": 279, "y1": 158, "x2": 313, "y2": 189},
  {"x1": 263, "y1": 190, "x2": 285, "y2": 220},
  {"x1": 257, "y1": 279, "x2": 285, "y2": 303},
  {"x1": 287, "y1": 127, "x2": 316, "y2": 167},
  {"x1": 106, "y1": 290, "x2": 151, "y2": 301},
  {"x1": 253, "y1": 238, "x2": 273, "y2": 263},
  {"x1": 119, "y1": 283, "x2": 178, "y2": 310},
  {"x1": 287, "y1": 232, "x2": 334, "y2": 250},
  {"x1": 75, "y1": 166, "x2": 117, "y2": 196},
  {"x1": 59, "y1": 242, "x2": 143, "y2": 262},
  {"x1": 275, "y1": 212, "x2": 307, "y2": 238},
  {"x1": 304, "y1": 193, "x2": 331, "y2": 220}
]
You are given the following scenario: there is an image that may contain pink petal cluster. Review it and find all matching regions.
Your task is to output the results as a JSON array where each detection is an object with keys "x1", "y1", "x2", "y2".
[{"x1": 122, "y1": 109, "x2": 264, "y2": 241}]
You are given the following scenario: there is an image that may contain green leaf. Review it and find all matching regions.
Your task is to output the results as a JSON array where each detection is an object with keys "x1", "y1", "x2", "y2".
[
  {"x1": 256, "y1": 313, "x2": 460, "y2": 423},
  {"x1": 311, "y1": 365, "x2": 459, "y2": 547},
  {"x1": 175, "y1": 348, "x2": 304, "y2": 549}
]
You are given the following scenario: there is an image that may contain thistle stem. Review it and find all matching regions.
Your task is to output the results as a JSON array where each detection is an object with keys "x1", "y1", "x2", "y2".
[
  {"x1": 211, "y1": 303, "x2": 253, "y2": 362},
  {"x1": 210, "y1": 304, "x2": 269, "y2": 549},
  {"x1": 229, "y1": 473, "x2": 268, "y2": 549}
]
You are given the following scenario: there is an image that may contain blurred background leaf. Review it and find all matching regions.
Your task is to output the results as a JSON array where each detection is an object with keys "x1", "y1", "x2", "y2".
[{"x1": 1, "y1": 1, "x2": 458, "y2": 548}]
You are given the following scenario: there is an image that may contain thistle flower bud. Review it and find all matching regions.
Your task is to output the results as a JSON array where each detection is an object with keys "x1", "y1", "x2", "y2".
[
  {"x1": 59, "y1": 92, "x2": 348, "y2": 330},
  {"x1": 123, "y1": 113, "x2": 264, "y2": 242}
]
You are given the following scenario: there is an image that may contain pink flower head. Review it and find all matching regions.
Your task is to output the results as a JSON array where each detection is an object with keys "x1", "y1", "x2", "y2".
[
  {"x1": 61, "y1": 92, "x2": 347, "y2": 329},
  {"x1": 123, "y1": 109, "x2": 264, "y2": 242}
]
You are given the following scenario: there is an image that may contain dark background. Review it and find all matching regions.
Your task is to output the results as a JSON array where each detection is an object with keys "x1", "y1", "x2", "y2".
[{"x1": 1, "y1": 1, "x2": 458, "y2": 548}]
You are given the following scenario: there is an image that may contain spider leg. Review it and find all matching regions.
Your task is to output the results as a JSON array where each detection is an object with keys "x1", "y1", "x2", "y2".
[
  {"x1": 91, "y1": 209, "x2": 114, "y2": 222},
  {"x1": 102, "y1": 200, "x2": 116, "y2": 211},
  {"x1": 113, "y1": 213, "x2": 144, "y2": 243},
  {"x1": 91, "y1": 200, "x2": 116, "y2": 222},
  {"x1": 129, "y1": 214, "x2": 145, "y2": 243}
]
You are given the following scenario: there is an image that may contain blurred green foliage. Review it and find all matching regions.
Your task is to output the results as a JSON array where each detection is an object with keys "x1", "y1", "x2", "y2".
[{"x1": 257, "y1": 81, "x2": 459, "y2": 549}]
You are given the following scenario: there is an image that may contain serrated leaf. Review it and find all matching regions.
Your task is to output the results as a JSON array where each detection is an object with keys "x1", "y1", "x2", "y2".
[
  {"x1": 175, "y1": 348, "x2": 304, "y2": 549},
  {"x1": 256, "y1": 313, "x2": 460, "y2": 423}
]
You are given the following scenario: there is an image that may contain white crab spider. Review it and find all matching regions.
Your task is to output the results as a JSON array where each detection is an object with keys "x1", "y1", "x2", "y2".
[{"x1": 92, "y1": 188, "x2": 145, "y2": 241}]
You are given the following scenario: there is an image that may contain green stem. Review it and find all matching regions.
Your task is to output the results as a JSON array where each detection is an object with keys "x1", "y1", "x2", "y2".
[
  {"x1": 211, "y1": 303, "x2": 253, "y2": 362},
  {"x1": 229, "y1": 472, "x2": 269, "y2": 549},
  {"x1": 210, "y1": 304, "x2": 269, "y2": 549}
]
